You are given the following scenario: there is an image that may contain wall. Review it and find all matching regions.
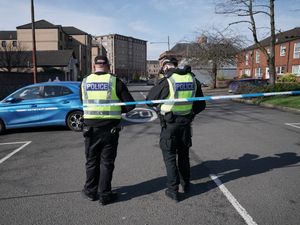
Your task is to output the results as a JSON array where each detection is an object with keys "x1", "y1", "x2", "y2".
[
  {"x1": 17, "y1": 29, "x2": 59, "y2": 50},
  {"x1": 71, "y1": 34, "x2": 92, "y2": 75},
  {"x1": 0, "y1": 72, "x2": 65, "y2": 99}
]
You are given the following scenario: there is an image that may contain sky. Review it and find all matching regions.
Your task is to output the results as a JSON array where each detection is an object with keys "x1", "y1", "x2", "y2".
[{"x1": 0, "y1": 0, "x2": 299, "y2": 60}]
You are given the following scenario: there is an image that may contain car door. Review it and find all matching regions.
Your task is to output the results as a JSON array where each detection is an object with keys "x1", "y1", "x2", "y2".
[
  {"x1": 36, "y1": 85, "x2": 75, "y2": 125},
  {"x1": 1, "y1": 86, "x2": 42, "y2": 127}
]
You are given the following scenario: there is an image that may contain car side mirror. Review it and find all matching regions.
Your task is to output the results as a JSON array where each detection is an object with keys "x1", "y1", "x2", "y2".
[{"x1": 5, "y1": 97, "x2": 22, "y2": 103}]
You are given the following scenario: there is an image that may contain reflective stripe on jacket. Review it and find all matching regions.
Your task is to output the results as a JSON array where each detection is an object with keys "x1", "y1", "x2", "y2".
[
  {"x1": 160, "y1": 73, "x2": 196, "y2": 115},
  {"x1": 81, "y1": 74, "x2": 121, "y2": 119}
]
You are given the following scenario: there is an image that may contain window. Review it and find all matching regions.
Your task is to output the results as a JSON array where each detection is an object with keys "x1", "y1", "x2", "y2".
[
  {"x1": 266, "y1": 48, "x2": 270, "y2": 54},
  {"x1": 294, "y1": 43, "x2": 300, "y2": 59},
  {"x1": 61, "y1": 87, "x2": 72, "y2": 95},
  {"x1": 12, "y1": 41, "x2": 17, "y2": 47},
  {"x1": 1, "y1": 41, "x2": 6, "y2": 47},
  {"x1": 280, "y1": 45, "x2": 286, "y2": 56},
  {"x1": 292, "y1": 65, "x2": 300, "y2": 75},
  {"x1": 255, "y1": 51, "x2": 260, "y2": 63},
  {"x1": 265, "y1": 67, "x2": 270, "y2": 79},
  {"x1": 12, "y1": 87, "x2": 41, "y2": 100},
  {"x1": 239, "y1": 69, "x2": 243, "y2": 76},
  {"x1": 44, "y1": 86, "x2": 72, "y2": 97},
  {"x1": 244, "y1": 69, "x2": 251, "y2": 76},
  {"x1": 255, "y1": 68, "x2": 262, "y2": 78},
  {"x1": 276, "y1": 66, "x2": 286, "y2": 75},
  {"x1": 245, "y1": 53, "x2": 249, "y2": 65}
]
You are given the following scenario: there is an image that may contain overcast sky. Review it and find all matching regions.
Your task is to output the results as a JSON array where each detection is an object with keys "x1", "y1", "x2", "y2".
[{"x1": 0, "y1": 0, "x2": 299, "y2": 59}]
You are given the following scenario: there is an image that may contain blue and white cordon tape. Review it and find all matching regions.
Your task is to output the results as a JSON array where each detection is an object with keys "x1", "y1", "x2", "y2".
[{"x1": 97, "y1": 91, "x2": 300, "y2": 107}]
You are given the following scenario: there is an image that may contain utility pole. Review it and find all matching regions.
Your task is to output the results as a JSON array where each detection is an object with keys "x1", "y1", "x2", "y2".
[{"x1": 31, "y1": 0, "x2": 37, "y2": 83}]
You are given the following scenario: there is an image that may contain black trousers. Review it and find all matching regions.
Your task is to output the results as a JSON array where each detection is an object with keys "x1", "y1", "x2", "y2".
[
  {"x1": 83, "y1": 127, "x2": 119, "y2": 196},
  {"x1": 159, "y1": 123, "x2": 192, "y2": 192}
]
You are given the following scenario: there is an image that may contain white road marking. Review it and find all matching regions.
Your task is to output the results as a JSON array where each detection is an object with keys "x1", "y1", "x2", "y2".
[
  {"x1": 140, "y1": 92, "x2": 147, "y2": 99},
  {"x1": 210, "y1": 174, "x2": 258, "y2": 225},
  {"x1": 122, "y1": 108, "x2": 158, "y2": 123},
  {"x1": 285, "y1": 123, "x2": 300, "y2": 129},
  {"x1": 0, "y1": 141, "x2": 32, "y2": 164}
]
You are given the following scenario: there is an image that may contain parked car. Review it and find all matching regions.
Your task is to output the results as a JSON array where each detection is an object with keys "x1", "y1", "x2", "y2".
[
  {"x1": 147, "y1": 78, "x2": 156, "y2": 85},
  {"x1": 228, "y1": 78, "x2": 269, "y2": 94},
  {"x1": 0, "y1": 81, "x2": 83, "y2": 134},
  {"x1": 200, "y1": 82, "x2": 209, "y2": 87}
]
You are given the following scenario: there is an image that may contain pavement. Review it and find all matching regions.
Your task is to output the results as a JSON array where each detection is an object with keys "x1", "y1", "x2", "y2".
[{"x1": 0, "y1": 86, "x2": 299, "y2": 225}]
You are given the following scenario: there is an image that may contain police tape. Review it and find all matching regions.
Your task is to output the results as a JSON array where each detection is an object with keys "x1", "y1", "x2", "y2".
[{"x1": 95, "y1": 90, "x2": 300, "y2": 107}]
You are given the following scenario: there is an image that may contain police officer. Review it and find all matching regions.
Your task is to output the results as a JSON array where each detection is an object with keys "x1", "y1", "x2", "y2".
[
  {"x1": 147, "y1": 56, "x2": 206, "y2": 202},
  {"x1": 81, "y1": 55, "x2": 135, "y2": 205}
]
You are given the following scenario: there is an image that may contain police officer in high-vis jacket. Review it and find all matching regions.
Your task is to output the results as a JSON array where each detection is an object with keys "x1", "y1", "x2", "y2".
[
  {"x1": 147, "y1": 56, "x2": 206, "y2": 202},
  {"x1": 81, "y1": 55, "x2": 135, "y2": 205}
]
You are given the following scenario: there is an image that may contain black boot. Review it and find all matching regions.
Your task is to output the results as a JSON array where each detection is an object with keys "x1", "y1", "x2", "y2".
[
  {"x1": 81, "y1": 189, "x2": 99, "y2": 201},
  {"x1": 165, "y1": 189, "x2": 178, "y2": 202},
  {"x1": 99, "y1": 191, "x2": 118, "y2": 205}
]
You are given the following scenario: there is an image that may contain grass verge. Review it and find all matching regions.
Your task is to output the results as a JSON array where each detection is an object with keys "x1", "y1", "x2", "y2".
[{"x1": 257, "y1": 95, "x2": 300, "y2": 109}]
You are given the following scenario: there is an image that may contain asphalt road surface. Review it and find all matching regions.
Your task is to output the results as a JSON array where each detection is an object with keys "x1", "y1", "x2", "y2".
[{"x1": 0, "y1": 85, "x2": 299, "y2": 225}]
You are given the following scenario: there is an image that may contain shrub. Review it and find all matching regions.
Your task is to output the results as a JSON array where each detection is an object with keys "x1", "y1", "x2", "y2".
[
  {"x1": 240, "y1": 74, "x2": 250, "y2": 79},
  {"x1": 237, "y1": 83, "x2": 300, "y2": 94},
  {"x1": 217, "y1": 74, "x2": 225, "y2": 81},
  {"x1": 277, "y1": 73, "x2": 297, "y2": 83},
  {"x1": 236, "y1": 83, "x2": 300, "y2": 104},
  {"x1": 257, "y1": 83, "x2": 300, "y2": 93}
]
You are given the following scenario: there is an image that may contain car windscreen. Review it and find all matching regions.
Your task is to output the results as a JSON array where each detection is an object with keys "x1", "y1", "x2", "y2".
[{"x1": 11, "y1": 86, "x2": 42, "y2": 100}]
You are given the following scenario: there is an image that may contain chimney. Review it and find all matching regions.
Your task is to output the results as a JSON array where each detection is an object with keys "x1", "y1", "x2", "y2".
[{"x1": 197, "y1": 35, "x2": 207, "y2": 44}]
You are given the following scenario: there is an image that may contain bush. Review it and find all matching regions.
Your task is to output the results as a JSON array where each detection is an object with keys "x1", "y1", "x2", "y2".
[
  {"x1": 277, "y1": 73, "x2": 297, "y2": 83},
  {"x1": 237, "y1": 83, "x2": 300, "y2": 94},
  {"x1": 240, "y1": 74, "x2": 250, "y2": 79},
  {"x1": 236, "y1": 83, "x2": 300, "y2": 104},
  {"x1": 256, "y1": 83, "x2": 300, "y2": 93},
  {"x1": 216, "y1": 74, "x2": 225, "y2": 81}
]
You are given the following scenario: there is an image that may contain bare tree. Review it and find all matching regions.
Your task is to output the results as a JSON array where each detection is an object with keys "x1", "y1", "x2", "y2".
[
  {"x1": 186, "y1": 29, "x2": 243, "y2": 88},
  {"x1": 0, "y1": 41, "x2": 29, "y2": 72},
  {"x1": 216, "y1": 0, "x2": 276, "y2": 85}
]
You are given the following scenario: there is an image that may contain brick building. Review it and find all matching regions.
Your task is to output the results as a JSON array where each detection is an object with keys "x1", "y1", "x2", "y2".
[{"x1": 237, "y1": 27, "x2": 300, "y2": 81}]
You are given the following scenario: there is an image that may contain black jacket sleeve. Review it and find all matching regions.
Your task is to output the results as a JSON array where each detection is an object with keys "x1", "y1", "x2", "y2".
[
  {"x1": 80, "y1": 81, "x2": 83, "y2": 103},
  {"x1": 116, "y1": 78, "x2": 135, "y2": 113},
  {"x1": 192, "y1": 79, "x2": 206, "y2": 114},
  {"x1": 146, "y1": 78, "x2": 169, "y2": 107}
]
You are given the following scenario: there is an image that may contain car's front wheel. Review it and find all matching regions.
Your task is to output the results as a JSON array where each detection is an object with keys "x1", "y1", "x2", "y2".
[
  {"x1": 0, "y1": 119, "x2": 6, "y2": 135},
  {"x1": 66, "y1": 111, "x2": 83, "y2": 132}
]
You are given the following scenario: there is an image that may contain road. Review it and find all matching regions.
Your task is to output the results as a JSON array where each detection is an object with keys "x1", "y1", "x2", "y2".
[{"x1": 0, "y1": 85, "x2": 299, "y2": 225}]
